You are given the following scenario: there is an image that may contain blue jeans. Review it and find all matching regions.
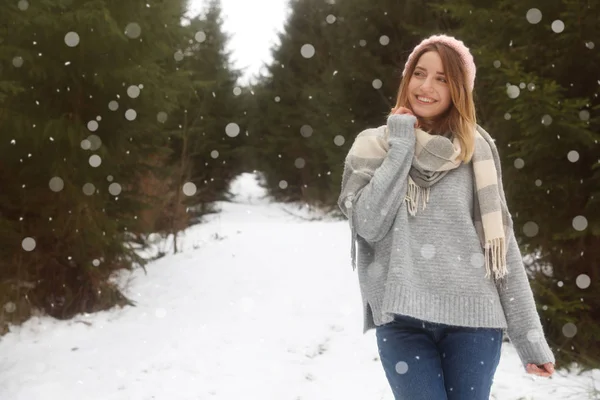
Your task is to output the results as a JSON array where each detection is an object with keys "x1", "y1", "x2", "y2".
[{"x1": 376, "y1": 313, "x2": 503, "y2": 400}]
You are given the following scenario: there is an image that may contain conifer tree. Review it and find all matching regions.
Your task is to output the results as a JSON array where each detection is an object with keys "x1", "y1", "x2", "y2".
[
  {"x1": 247, "y1": 0, "x2": 344, "y2": 206},
  {"x1": 0, "y1": 0, "x2": 187, "y2": 322},
  {"x1": 248, "y1": 0, "x2": 447, "y2": 207},
  {"x1": 158, "y1": 0, "x2": 246, "y2": 252}
]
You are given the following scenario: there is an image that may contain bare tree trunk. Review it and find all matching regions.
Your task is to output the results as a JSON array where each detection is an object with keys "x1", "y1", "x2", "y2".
[{"x1": 172, "y1": 110, "x2": 192, "y2": 254}]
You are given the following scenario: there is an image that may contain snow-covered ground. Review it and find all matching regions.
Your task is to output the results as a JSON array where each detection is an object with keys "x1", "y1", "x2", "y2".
[{"x1": 1, "y1": 172, "x2": 598, "y2": 400}]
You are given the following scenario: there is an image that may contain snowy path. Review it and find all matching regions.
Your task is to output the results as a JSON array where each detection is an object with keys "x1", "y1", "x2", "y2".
[{"x1": 0, "y1": 173, "x2": 597, "y2": 400}]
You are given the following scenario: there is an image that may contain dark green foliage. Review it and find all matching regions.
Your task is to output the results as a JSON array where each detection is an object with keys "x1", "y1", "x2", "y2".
[
  {"x1": 247, "y1": 0, "x2": 444, "y2": 207},
  {"x1": 0, "y1": 0, "x2": 242, "y2": 327}
]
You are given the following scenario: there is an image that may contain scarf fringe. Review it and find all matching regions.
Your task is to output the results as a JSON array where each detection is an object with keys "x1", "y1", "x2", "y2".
[
  {"x1": 485, "y1": 237, "x2": 508, "y2": 280},
  {"x1": 406, "y1": 179, "x2": 430, "y2": 216}
]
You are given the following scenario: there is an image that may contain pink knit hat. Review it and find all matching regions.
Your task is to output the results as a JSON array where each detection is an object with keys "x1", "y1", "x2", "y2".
[{"x1": 402, "y1": 34, "x2": 476, "y2": 92}]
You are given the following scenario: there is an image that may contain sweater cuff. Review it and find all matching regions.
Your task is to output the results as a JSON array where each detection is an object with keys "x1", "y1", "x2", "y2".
[
  {"x1": 386, "y1": 114, "x2": 416, "y2": 140},
  {"x1": 513, "y1": 335, "x2": 555, "y2": 369}
]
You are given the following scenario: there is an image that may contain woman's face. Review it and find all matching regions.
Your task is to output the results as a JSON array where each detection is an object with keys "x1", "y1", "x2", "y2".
[{"x1": 407, "y1": 51, "x2": 452, "y2": 120}]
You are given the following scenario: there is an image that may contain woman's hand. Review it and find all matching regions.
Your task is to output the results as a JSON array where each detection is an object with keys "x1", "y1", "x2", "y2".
[
  {"x1": 526, "y1": 362, "x2": 555, "y2": 377},
  {"x1": 391, "y1": 106, "x2": 419, "y2": 128}
]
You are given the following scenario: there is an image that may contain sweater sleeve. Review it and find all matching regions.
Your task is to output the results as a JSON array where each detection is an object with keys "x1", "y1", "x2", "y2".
[
  {"x1": 346, "y1": 114, "x2": 416, "y2": 242},
  {"x1": 478, "y1": 123, "x2": 555, "y2": 369},
  {"x1": 497, "y1": 227, "x2": 556, "y2": 369}
]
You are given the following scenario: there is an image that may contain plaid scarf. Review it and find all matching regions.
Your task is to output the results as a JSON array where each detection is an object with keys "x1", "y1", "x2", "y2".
[
  {"x1": 404, "y1": 126, "x2": 509, "y2": 280},
  {"x1": 340, "y1": 123, "x2": 510, "y2": 282}
]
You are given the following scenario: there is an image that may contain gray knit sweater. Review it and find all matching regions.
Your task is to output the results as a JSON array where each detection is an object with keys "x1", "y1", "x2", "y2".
[{"x1": 338, "y1": 114, "x2": 555, "y2": 368}]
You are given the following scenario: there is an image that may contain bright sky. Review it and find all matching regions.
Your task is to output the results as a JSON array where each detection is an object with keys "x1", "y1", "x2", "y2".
[{"x1": 187, "y1": 0, "x2": 290, "y2": 85}]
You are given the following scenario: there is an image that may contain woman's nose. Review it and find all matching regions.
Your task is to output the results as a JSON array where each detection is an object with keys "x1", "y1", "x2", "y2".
[{"x1": 420, "y1": 78, "x2": 435, "y2": 92}]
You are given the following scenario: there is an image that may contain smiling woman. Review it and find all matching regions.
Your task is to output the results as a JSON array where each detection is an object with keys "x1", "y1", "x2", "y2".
[{"x1": 338, "y1": 34, "x2": 556, "y2": 400}]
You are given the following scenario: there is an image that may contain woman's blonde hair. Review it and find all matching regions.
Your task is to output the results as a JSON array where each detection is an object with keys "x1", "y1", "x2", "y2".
[{"x1": 390, "y1": 43, "x2": 476, "y2": 163}]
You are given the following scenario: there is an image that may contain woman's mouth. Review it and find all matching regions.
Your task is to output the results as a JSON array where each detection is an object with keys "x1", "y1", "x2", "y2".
[{"x1": 415, "y1": 95, "x2": 437, "y2": 105}]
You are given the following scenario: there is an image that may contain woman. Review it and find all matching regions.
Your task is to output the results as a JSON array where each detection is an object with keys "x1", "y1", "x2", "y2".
[{"x1": 338, "y1": 34, "x2": 555, "y2": 399}]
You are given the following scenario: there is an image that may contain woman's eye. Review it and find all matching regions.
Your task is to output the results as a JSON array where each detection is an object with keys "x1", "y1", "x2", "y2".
[{"x1": 438, "y1": 77, "x2": 447, "y2": 83}]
